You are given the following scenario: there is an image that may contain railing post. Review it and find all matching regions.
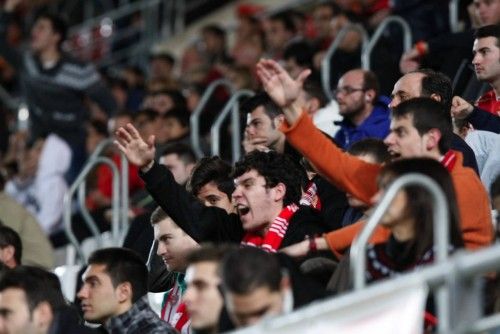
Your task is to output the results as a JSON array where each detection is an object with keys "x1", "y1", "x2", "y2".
[
  {"x1": 321, "y1": 24, "x2": 369, "y2": 101},
  {"x1": 449, "y1": 0, "x2": 461, "y2": 33},
  {"x1": 190, "y1": 79, "x2": 235, "y2": 158},
  {"x1": 361, "y1": 16, "x2": 412, "y2": 71},
  {"x1": 210, "y1": 90, "x2": 254, "y2": 159}
]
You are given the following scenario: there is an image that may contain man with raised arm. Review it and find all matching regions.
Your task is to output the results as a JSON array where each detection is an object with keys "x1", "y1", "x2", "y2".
[{"x1": 256, "y1": 59, "x2": 493, "y2": 256}]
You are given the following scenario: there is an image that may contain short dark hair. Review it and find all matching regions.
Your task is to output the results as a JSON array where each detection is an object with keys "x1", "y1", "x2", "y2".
[
  {"x1": 160, "y1": 143, "x2": 196, "y2": 165},
  {"x1": 221, "y1": 247, "x2": 282, "y2": 294},
  {"x1": 240, "y1": 92, "x2": 282, "y2": 120},
  {"x1": 162, "y1": 107, "x2": 190, "y2": 128},
  {"x1": 348, "y1": 138, "x2": 391, "y2": 164},
  {"x1": 149, "y1": 89, "x2": 188, "y2": 109},
  {"x1": 87, "y1": 248, "x2": 148, "y2": 303},
  {"x1": 475, "y1": 24, "x2": 500, "y2": 46},
  {"x1": 134, "y1": 108, "x2": 160, "y2": 121},
  {"x1": 35, "y1": 12, "x2": 67, "y2": 49},
  {"x1": 150, "y1": 52, "x2": 176, "y2": 66},
  {"x1": 150, "y1": 206, "x2": 171, "y2": 225},
  {"x1": 189, "y1": 156, "x2": 234, "y2": 198},
  {"x1": 269, "y1": 12, "x2": 296, "y2": 34},
  {"x1": 283, "y1": 41, "x2": 314, "y2": 68},
  {"x1": 391, "y1": 97, "x2": 453, "y2": 154},
  {"x1": 202, "y1": 24, "x2": 227, "y2": 40},
  {"x1": 232, "y1": 151, "x2": 302, "y2": 205},
  {"x1": 413, "y1": 69, "x2": 453, "y2": 112},
  {"x1": 0, "y1": 225, "x2": 22, "y2": 265},
  {"x1": 0, "y1": 266, "x2": 66, "y2": 311},
  {"x1": 302, "y1": 77, "x2": 328, "y2": 108},
  {"x1": 187, "y1": 243, "x2": 237, "y2": 265}
]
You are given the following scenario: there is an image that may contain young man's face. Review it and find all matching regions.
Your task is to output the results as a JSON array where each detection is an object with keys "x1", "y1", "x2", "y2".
[
  {"x1": 196, "y1": 181, "x2": 234, "y2": 214},
  {"x1": 77, "y1": 264, "x2": 122, "y2": 324},
  {"x1": 232, "y1": 169, "x2": 284, "y2": 231},
  {"x1": 335, "y1": 70, "x2": 367, "y2": 118},
  {"x1": 389, "y1": 72, "x2": 425, "y2": 109},
  {"x1": 245, "y1": 106, "x2": 282, "y2": 150},
  {"x1": 224, "y1": 285, "x2": 285, "y2": 328},
  {"x1": 154, "y1": 217, "x2": 199, "y2": 273},
  {"x1": 183, "y1": 261, "x2": 223, "y2": 331},
  {"x1": 473, "y1": 0, "x2": 500, "y2": 25},
  {"x1": 31, "y1": 18, "x2": 59, "y2": 53},
  {"x1": 384, "y1": 115, "x2": 428, "y2": 159},
  {"x1": 0, "y1": 288, "x2": 38, "y2": 334},
  {"x1": 160, "y1": 153, "x2": 193, "y2": 185},
  {"x1": 472, "y1": 37, "x2": 500, "y2": 84}
]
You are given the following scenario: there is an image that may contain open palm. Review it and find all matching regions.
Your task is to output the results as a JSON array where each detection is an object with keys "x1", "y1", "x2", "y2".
[{"x1": 114, "y1": 124, "x2": 155, "y2": 168}]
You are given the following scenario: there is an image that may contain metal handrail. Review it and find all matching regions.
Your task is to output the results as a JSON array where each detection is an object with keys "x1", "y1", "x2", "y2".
[
  {"x1": 63, "y1": 156, "x2": 120, "y2": 264},
  {"x1": 210, "y1": 90, "x2": 254, "y2": 162},
  {"x1": 78, "y1": 138, "x2": 129, "y2": 246},
  {"x1": 321, "y1": 23, "x2": 369, "y2": 101},
  {"x1": 350, "y1": 173, "x2": 450, "y2": 332},
  {"x1": 449, "y1": 0, "x2": 461, "y2": 33},
  {"x1": 361, "y1": 16, "x2": 412, "y2": 71},
  {"x1": 190, "y1": 79, "x2": 235, "y2": 158},
  {"x1": 0, "y1": 84, "x2": 19, "y2": 110}
]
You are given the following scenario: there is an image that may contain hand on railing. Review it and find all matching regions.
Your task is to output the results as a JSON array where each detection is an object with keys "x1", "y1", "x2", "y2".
[
  {"x1": 114, "y1": 123, "x2": 156, "y2": 171},
  {"x1": 256, "y1": 58, "x2": 310, "y2": 125}
]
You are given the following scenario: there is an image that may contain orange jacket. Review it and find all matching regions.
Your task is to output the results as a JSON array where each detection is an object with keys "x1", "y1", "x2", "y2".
[{"x1": 281, "y1": 112, "x2": 493, "y2": 255}]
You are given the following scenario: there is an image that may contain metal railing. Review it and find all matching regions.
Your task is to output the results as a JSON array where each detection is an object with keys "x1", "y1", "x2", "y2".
[
  {"x1": 350, "y1": 173, "x2": 451, "y2": 332},
  {"x1": 190, "y1": 79, "x2": 236, "y2": 158},
  {"x1": 449, "y1": 0, "x2": 462, "y2": 33},
  {"x1": 321, "y1": 24, "x2": 369, "y2": 101},
  {"x1": 63, "y1": 139, "x2": 129, "y2": 264},
  {"x1": 210, "y1": 89, "x2": 254, "y2": 164},
  {"x1": 361, "y1": 16, "x2": 412, "y2": 72}
]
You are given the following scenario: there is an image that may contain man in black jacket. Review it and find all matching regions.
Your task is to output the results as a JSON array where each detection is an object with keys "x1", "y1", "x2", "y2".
[{"x1": 115, "y1": 123, "x2": 328, "y2": 251}]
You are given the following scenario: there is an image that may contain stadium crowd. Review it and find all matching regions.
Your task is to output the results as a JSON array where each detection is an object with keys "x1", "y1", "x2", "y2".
[{"x1": 0, "y1": 0, "x2": 499, "y2": 333}]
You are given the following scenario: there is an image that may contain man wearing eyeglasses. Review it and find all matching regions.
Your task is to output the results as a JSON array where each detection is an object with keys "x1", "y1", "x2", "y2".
[{"x1": 333, "y1": 69, "x2": 391, "y2": 149}]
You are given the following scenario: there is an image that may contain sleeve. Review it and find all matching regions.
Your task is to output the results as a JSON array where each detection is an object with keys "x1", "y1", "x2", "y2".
[
  {"x1": 467, "y1": 107, "x2": 500, "y2": 134},
  {"x1": 281, "y1": 112, "x2": 381, "y2": 204}
]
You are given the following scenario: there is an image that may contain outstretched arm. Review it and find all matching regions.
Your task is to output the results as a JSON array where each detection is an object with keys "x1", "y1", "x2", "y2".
[
  {"x1": 114, "y1": 123, "x2": 156, "y2": 170},
  {"x1": 256, "y1": 58, "x2": 310, "y2": 125}
]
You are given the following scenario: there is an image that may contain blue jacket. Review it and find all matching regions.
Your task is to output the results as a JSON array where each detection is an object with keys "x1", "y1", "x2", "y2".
[{"x1": 334, "y1": 96, "x2": 391, "y2": 149}]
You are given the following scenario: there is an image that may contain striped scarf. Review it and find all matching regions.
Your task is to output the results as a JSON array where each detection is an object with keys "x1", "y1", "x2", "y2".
[{"x1": 241, "y1": 203, "x2": 299, "y2": 252}]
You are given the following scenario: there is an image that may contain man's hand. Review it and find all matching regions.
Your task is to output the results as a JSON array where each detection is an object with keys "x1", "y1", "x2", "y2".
[
  {"x1": 242, "y1": 133, "x2": 269, "y2": 154},
  {"x1": 4, "y1": 0, "x2": 23, "y2": 12},
  {"x1": 114, "y1": 123, "x2": 156, "y2": 170},
  {"x1": 451, "y1": 96, "x2": 474, "y2": 120},
  {"x1": 399, "y1": 48, "x2": 422, "y2": 74},
  {"x1": 279, "y1": 239, "x2": 309, "y2": 258}
]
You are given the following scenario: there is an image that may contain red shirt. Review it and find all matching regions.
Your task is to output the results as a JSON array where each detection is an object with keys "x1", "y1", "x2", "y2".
[{"x1": 476, "y1": 90, "x2": 500, "y2": 116}]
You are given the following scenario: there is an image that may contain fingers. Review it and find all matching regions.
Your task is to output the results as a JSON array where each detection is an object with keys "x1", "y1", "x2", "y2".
[
  {"x1": 113, "y1": 139, "x2": 126, "y2": 153},
  {"x1": 125, "y1": 123, "x2": 142, "y2": 139},
  {"x1": 115, "y1": 126, "x2": 133, "y2": 143},
  {"x1": 296, "y1": 69, "x2": 311, "y2": 84},
  {"x1": 146, "y1": 135, "x2": 156, "y2": 147}
]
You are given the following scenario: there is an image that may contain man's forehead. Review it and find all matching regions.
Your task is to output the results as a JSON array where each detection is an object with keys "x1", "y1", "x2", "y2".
[
  {"x1": 474, "y1": 36, "x2": 499, "y2": 49},
  {"x1": 234, "y1": 169, "x2": 261, "y2": 183},
  {"x1": 390, "y1": 114, "x2": 414, "y2": 126},
  {"x1": 82, "y1": 263, "x2": 108, "y2": 280},
  {"x1": 186, "y1": 262, "x2": 219, "y2": 282}
]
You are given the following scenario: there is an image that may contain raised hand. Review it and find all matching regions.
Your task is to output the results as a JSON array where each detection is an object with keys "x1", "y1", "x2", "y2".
[
  {"x1": 256, "y1": 58, "x2": 310, "y2": 108},
  {"x1": 114, "y1": 123, "x2": 156, "y2": 169},
  {"x1": 451, "y1": 96, "x2": 474, "y2": 120}
]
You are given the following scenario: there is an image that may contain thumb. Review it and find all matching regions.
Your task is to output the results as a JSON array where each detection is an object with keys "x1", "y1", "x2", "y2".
[
  {"x1": 297, "y1": 69, "x2": 311, "y2": 85},
  {"x1": 147, "y1": 135, "x2": 155, "y2": 147}
]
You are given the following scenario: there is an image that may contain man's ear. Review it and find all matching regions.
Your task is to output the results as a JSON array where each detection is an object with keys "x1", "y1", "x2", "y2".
[
  {"x1": 425, "y1": 128, "x2": 442, "y2": 151},
  {"x1": 116, "y1": 282, "x2": 133, "y2": 304},
  {"x1": 274, "y1": 114, "x2": 285, "y2": 128},
  {"x1": 365, "y1": 89, "x2": 376, "y2": 104},
  {"x1": 273, "y1": 182, "x2": 286, "y2": 202},
  {"x1": 32, "y1": 302, "x2": 53, "y2": 332},
  {"x1": 429, "y1": 93, "x2": 443, "y2": 103}
]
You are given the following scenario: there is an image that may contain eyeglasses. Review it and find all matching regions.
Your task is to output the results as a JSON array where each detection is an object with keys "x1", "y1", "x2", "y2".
[{"x1": 333, "y1": 86, "x2": 365, "y2": 96}]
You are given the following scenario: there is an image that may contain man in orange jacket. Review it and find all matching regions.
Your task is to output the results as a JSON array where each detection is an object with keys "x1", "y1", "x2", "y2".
[{"x1": 256, "y1": 59, "x2": 493, "y2": 258}]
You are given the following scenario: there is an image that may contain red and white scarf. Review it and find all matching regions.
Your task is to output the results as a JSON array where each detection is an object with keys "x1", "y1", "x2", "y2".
[
  {"x1": 241, "y1": 203, "x2": 299, "y2": 253},
  {"x1": 300, "y1": 181, "x2": 322, "y2": 210},
  {"x1": 441, "y1": 150, "x2": 457, "y2": 172}
]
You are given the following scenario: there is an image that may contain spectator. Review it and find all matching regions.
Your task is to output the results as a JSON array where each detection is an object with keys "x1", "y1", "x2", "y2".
[
  {"x1": 159, "y1": 108, "x2": 191, "y2": 148},
  {"x1": 183, "y1": 244, "x2": 233, "y2": 334},
  {"x1": 0, "y1": 1, "x2": 117, "y2": 182},
  {"x1": 264, "y1": 12, "x2": 298, "y2": 60},
  {"x1": 0, "y1": 266, "x2": 95, "y2": 333},
  {"x1": 188, "y1": 157, "x2": 235, "y2": 214},
  {"x1": 333, "y1": 69, "x2": 391, "y2": 149},
  {"x1": 0, "y1": 224, "x2": 21, "y2": 268},
  {"x1": 150, "y1": 207, "x2": 199, "y2": 333},
  {"x1": 115, "y1": 126, "x2": 327, "y2": 253},
  {"x1": 159, "y1": 144, "x2": 196, "y2": 186},
  {"x1": 0, "y1": 168, "x2": 54, "y2": 269},
  {"x1": 148, "y1": 51, "x2": 176, "y2": 84},
  {"x1": 77, "y1": 247, "x2": 176, "y2": 333},
  {"x1": 256, "y1": 59, "x2": 492, "y2": 252},
  {"x1": 389, "y1": 69, "x2": 480, "y2": 172}
]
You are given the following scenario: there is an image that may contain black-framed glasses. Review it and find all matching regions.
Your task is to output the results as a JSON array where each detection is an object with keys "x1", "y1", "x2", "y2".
[{"x1": 333, "y1": 87, "x2": 365, "y2": 96}]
